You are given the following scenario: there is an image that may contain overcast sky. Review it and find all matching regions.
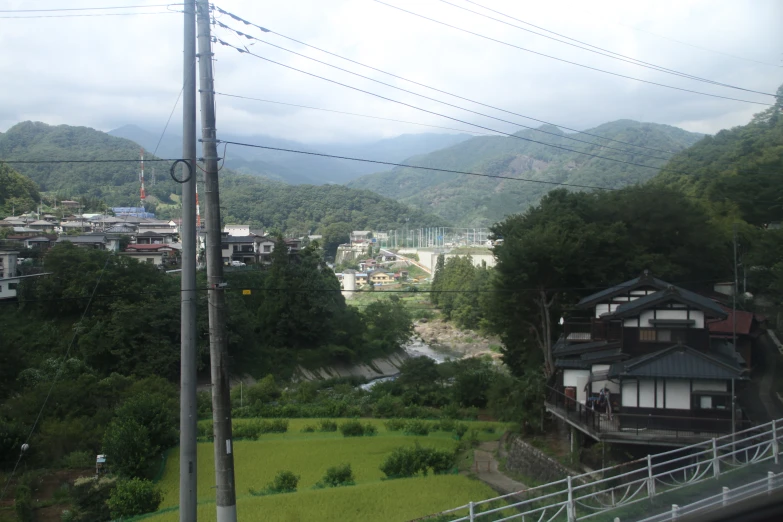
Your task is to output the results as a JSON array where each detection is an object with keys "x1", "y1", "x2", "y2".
[{"x1": 0, "y1": 0, "x2": 780, "y2": 144}]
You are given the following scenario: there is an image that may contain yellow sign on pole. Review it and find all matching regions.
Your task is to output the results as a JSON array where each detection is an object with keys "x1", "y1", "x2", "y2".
[{"x1": 242, "y1": 289, "x2": 251, "y2": 295}]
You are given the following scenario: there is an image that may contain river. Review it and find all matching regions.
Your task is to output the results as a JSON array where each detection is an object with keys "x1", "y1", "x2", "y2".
[{"x1": 359, "y1": 337, "x2": 460, "y2": 390}]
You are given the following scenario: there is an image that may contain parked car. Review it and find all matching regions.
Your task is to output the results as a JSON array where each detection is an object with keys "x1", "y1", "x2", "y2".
[{"x1": 230, "y1": 260, "x2": 246, "y2": 267}]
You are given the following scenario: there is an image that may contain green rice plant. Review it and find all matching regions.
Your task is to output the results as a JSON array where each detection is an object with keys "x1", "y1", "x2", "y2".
[
  {"x1": 384, "y1": 419, "x2": 405, "y2": 432},
  {"x1": 318, "y1": 419, "x2": 337, "y2": 432},
  {"x1": 339, "y1": 420, "x2": 366, "y2": 437},
  {"x1": 314, "y1": 464, "x2": 355, "y2": 489},
  {"x1": 404, "y1": 419, "x2": 430, "y2": 436}
]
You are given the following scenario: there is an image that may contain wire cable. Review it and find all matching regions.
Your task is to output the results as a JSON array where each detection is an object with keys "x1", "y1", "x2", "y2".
[
  {"x1": 215, "y1": 40, "x2": 705, "y2": 176},
  {"x1": 211, "y1": 4, "x2": 682, "y2": 155},
  {"x1": 213, "y1": 25, "x2": 674, "y2": 162},
  {"x1": 0, "y1": 3, "x2": 182, "y2": 12},
  {"x1": 220, "y1": 140, "x2": 636, "y2": 190},
  {"x1": 153, "y1": 87, "x2": 184, "y2": 157},
  {"x1": 0, "y1": 254, "x2": 111, "y2": 503},
  {"x1": 214, "y1": 92, "x2": 493, "y2": 136},
  {"x1": 0, "y1": 11, "x2": 177, "y2": 19},
  {"x1": 0, "y1": 158, "x2": 179, "y2": 164},
  {"x1": 441, "y1": 0, "x2": 779, "y2": 97},
  {"x1": 370, "y1": 0, "x2": 773, "y2": 106}
]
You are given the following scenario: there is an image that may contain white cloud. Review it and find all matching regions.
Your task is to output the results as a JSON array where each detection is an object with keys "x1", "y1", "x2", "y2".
[{"x1": 0, "y1": 0, "x2": 780, "y2": 144}]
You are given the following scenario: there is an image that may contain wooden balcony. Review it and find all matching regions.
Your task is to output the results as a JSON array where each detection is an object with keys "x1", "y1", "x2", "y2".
[{"x1": 563, "y1": 319, "x2": 623, "y2": 343}]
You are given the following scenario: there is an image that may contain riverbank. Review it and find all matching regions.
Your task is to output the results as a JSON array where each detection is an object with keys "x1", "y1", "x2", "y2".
[{"x1": 414, "y1": 318, "x2": 503, "y2": 360}]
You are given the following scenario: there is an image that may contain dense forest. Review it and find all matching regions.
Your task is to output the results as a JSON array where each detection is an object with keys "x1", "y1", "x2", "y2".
[
  {"x1": 348, "y1": 120, "x2": 703, "y2": 226},
  {"x1": 0, "y1": 122, "x2": 447, "y2": 233},
  {"x1": 0, "y1": 241, "x2": 414, "y2": 489},
  {"x1": 0, "y1": 163, "x2": 40, "y2": 216}
]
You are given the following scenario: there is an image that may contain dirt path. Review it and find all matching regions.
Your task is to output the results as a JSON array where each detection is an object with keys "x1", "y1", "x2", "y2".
[{"x1": 471, "y1": 441, "x2": 528, "y2": 500}]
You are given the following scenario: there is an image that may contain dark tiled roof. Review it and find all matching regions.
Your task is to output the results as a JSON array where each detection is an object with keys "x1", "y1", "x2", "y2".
[
  {"x1": 56, "y1": 235, "x2": 106, "y2": 244},
  {"x1": 555, "y1": 358, "x2": 591, "y2": 369},
  {"x1": 581, "y1": 347, "x2": 626, "y2": 362},
  {"x1": 611, "y1": 344, "x2": 745, "y2": 380},
  {"x1": 224, "y1": 235, "x2": 257, "y2": 243},
  {"x1": 576, "y1": 273, "x2": 670, "y2": 308},
  {"x1": 553, "y1": 339, "x2": 618, "y2": 356},
  {"x1": 609, "y1": 286, "x2": 727, "y2": 319}
]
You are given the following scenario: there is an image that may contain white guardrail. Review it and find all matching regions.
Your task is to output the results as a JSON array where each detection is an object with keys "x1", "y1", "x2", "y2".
[{"x1": 420, "y1": 418, "x2": 783, "y2": 522}]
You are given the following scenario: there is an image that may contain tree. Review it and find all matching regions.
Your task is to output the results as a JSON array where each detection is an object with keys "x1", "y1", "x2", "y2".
[
  {"x1": 106, "y1": 478, "x2": 163, "y2": 519},
  {"x1": 102, "y1": 417, "x2": 153, "y2": 478}
]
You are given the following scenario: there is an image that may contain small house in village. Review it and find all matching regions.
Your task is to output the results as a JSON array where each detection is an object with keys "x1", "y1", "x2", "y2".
[
  {"x1": 369, "y1": 270, "x2": 394, "y2": 285},
  {"x1": 120, "y1": 244, "x2": 175, "y2": 266},
  {"x1": 546, "y1": 271, "x2": 748, "y2": 446}
]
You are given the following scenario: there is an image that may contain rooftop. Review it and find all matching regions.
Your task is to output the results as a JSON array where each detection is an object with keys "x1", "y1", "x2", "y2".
[
  {"x1": 610, "y1": 344, "x2": 745, "y2": 380},
  {"x1": 608, "y1": 285, "x2": 727, "y2": 319}
]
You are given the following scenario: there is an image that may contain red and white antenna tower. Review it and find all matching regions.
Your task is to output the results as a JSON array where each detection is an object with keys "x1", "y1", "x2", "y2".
[{"x1": 139, "y1": 148, "x2": 147, "y2": 208}]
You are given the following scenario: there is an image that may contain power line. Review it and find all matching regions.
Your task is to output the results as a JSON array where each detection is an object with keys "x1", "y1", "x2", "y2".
[
  {"x1": 441, "y1": 0, "x2": 779, "y2": 98},
  {"x1": 214, "y1": 20, "x2": 673, "y2": 162},
  {"x1": 618, "y1": 22, "x2": 783, "y2": 69},
  {"x1": 0, "y1": 11, "x2": 178, "y2": 19},
  {"x1": 370, "y1": 0, "x2": 773, "y2": 106},
  {"x1": 211, "y1": 5, "x2": 681, "y2": 156},
  {"x1": 0, "y1": 254, "x2": 111, "y2": 503},
  {"x1": 214, "y1": 92, "x2": 493, "y2": 136},
  {"x1": 1, "y1": 158, "x2": 179, "y2": 164},
  {"x1": 0, "y1": 4, "x2": 182, "y2": 12},
  {"x1": 215, "y1": 40, "x2": 699, "y2": 175},
  {"x1": 153, "y1": 87, "x2": 185, "y2": 156}
]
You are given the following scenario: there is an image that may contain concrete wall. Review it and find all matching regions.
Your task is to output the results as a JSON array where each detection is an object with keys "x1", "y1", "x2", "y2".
[
  {"x1": 418, "y1": 249, "x2": 496, "y2": 272},
  {"x1": 505, "y1": 435, "x2": 575, "y2": 484}
]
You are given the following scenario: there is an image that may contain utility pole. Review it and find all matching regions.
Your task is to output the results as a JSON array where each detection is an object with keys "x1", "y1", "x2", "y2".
[
  {"x1": 731, "y1": 223, "x2": 738, "y2": 441},
  {"x1": 196, "y1": 2, "x2": 238, "y2": 521},
  {"x1": 179, "y1": 0, "x2": 198, "y2": 520}
]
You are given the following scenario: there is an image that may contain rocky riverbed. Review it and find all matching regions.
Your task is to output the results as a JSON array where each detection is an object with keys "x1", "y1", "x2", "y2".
[{"x1": 414, "y1": 318, "x2": 503, "y2": 360}]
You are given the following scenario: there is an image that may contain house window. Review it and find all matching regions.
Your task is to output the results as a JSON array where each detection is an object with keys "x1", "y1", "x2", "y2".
[
  {"x1": 639, "y1": 329, "x2": 656, "y2": 342},
  {"x1": 146, "y1": 258, "x2": 155, "y2": 264},
  {"x1": 639, "y1": 328, "x2": 686, "y2": 343},
  {"x1": 693, "y1": 394, "x2": 729, "y2": 410},
  {"x1": 8, "y1": 283, "x2": 17, "y2": 290},
  {"x1": 263, "y1": 245, "x2": 271, "y2": 253}
]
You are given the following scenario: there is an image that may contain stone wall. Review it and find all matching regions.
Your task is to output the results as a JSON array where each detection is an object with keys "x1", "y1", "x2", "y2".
[{"x1": 505, "y1": 435, "x2": 577, "y2": 484}]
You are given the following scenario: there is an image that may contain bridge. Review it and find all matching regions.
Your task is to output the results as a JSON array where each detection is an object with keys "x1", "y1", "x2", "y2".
[{"x1": 420, "y1": 418, "x2": 783, "y2": 522}]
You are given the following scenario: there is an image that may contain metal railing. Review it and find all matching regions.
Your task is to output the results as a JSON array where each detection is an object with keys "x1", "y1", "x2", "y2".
[
  {"x1": 545, "y1": 386, "x2": 748, "y2": 440},
  {"x1": 421, "y1": 418, "x2": 783, "y2": 522}
]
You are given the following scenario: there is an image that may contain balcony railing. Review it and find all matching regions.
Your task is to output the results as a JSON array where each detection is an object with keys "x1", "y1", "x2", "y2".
[
  {"x1": 545, "y1": 385, "x2": 749, "y2": 441},
  {"x1": 562, "y1": 318, "x2": 622, "y2": 342}
]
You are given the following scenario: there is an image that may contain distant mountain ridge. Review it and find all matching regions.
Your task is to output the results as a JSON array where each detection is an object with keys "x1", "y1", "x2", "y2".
[
  {"x1": 347, "y1": 120, "x2": 703, "y2": 227},
  {"x1": 0, "y1": 121, "x2": 448, "y2": 233},
  {"x1": 108, "y1": 124, "x2": 472, "y2": 185}
]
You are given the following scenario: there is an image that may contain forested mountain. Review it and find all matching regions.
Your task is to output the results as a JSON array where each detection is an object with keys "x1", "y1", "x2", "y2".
[
  {"x1": 0, "y1": 163, "x2": 39, "y2": 216},
  {"x1": 654, "y1": 85, "x2": 783, "y2": 228},
  {"x1": 347, "y1": 120, "x2": 703, "y2": 227},
  {"x1": 109, "y1": 124, "x2": 471, "y2": 185},
  {"x1": 0, "y1": 121, "x2": 447, "y2": 233}
]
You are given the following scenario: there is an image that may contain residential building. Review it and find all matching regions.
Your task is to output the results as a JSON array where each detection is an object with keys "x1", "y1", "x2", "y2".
[
  {"x1": 120, "y1": 244, "x2": 175, "y2": 266},
  {"x1": 134, "y1": 230, "x2": 177, "y2": 245},
  {"x1": 369, "y1": 270, "x2": 394, "y2": 285},
  {"x1": 546, "y1": 271, "x2": 748, "y2": 446},
  {"x1": 23, "y1": 236, "x2": 55, "y2": 250},
  {"x1": 28, "y1": 220, "x2": 55, "y2": 232},
  {"x1": 0, "y1": 250, "x2": 49, "y2": 300},
  {"x1": 56, "y1": 234, "x2": 109, "y2": 250},
  {"x1": 224, "y1": 224, "x2": 251, "y2": 237},
  {"x1": 351, "y1": 231, "x2": 372, "y2": 244}
]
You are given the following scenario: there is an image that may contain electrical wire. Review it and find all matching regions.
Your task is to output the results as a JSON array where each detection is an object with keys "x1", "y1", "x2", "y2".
[
  {"x1": 214, "y1": 92, "x2": 493, "y2": 136},
  {"x1": 0, "y1": 254, "x2": 111, "y2": 503},
  {"x1": 0, "y1": 158, "x2": 179, "y2": 164},
  {"x1": 211, "y1": 4, "x2": 682, "y2": 156},
  {"x1": 0, "y1": 11, "x2": 177, "y2": 19},
  {"x1": 214, "y1": 20, "x2": 673, "y2": 161},
  {"x1": 370, "y1": 0, "x2": 773, "y2": 106},
  {"x1": 153, "y1": 87, "x2": 184, "y2": 157},
  {"x1": 215, "y1": 40, "x2": 705, "y2": 177},
  {"x1": 440, "y1": 0, "x2": 779, "y2": 98},
  {"x1": 0, "y1": 3, "x2": 182, "y2": 12}
]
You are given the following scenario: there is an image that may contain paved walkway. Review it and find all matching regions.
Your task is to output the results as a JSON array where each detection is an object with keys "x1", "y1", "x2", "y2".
[{"x1": 471, "y1": 440, "x2": 528, "y2": 501}]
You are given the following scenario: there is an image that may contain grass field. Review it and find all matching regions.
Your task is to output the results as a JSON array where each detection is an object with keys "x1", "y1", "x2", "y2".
[{"x1": 144, "y1": 419, "x2": 511, "y2": 521}]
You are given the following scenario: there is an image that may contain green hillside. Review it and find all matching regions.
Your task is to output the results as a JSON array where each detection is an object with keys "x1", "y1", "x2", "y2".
[
  {"x1": 654, "y1": 85, "x2": 783, "y2": 227},
  {"x1": 347, "y1": 120, "x2": 702, "y2": 227},
  {"x1": 0, "y1": 121, "x2": 447, "y2": 232},
  {"x1": 0, "y1": 163, "x2": 39, "y2": 216}
]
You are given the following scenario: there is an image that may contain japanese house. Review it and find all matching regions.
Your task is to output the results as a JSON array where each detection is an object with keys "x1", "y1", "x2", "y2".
[{"x1": 546, "y1": 271, "x2": 748, "y2": 446}]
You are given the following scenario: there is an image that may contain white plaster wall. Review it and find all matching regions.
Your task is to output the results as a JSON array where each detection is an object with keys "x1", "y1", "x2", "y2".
[
  {"x1": 639, "y1": 379, "x2": 656, "y2": 408},
  {"x1": 564, "y1": 370, "x2": 590, "y2": 388},
  {"x1": 665, "y1": 380, "x2": 691, "y2": 410},
  {"x1": 656, "y1": 382, "x2": 665, "y2": 408},
  {"x1": 622, "y1": 380, "x2": 638, "y2": 407}
]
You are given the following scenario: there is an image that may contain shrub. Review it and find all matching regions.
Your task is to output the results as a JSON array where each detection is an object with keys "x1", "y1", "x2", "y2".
[
  {"x1": 384, "y1": 419, "x2": 405, "y2": 432},
  {"x1": 379, "y1": 443, "x2": 456, "y2": 478},
  {"x1": 265, "y1": 419, "x2": 289, "y2": 433},
  {"x1": 102, "y1": 417, "x2": 153, "y2": 478},
  {"x1": 71, "y1": 476, "x2": 117, "y2": 522},
  {"x1": 315, "y1": 463, "x2": 355, "y2": 488},
  {"x1": 246, "y1": 375, "x2": 281, "y2": 404},
  {"x1": 267, "y1": 470, "x2": 299, "y2": 493},
  {"x1": 483, "y1": 425, "x2": 496, "y2": 434},
  {"x1": 106, "y1": 478, "x2": 163, "y2": 519},
  {"x1": 198, "y1": 421, "x2": 213, "y2": 440},
  {"x1": 301, "y1": 424, "x2": 316, "y2": 433},
  {"x1": 339, "y1": 420, "x2": 366, "y2": 437},
  {"x1": 404, "y1": 419, "x2": 431, "y2": 436},
  {"x1": 232, "y1": 420, "x2": 262, "y2": 440},
  {"x1": 438, "y1": 418, "x2": 456, "y2": 432},
  {"x1": 60, "y1": 450, "x2": 93, "y2": 469},
  {"x1": 14, "y1": 484, "x2": 33, "y2": 522},
  {"x1": 454, "y1": 423, "x2": 469, "y2": 440},
  {"x1": 372, "y1": 394, "x2": 401, "y2": 418},
  {"x1": 197, "y1": 390, "x2": 212, "y2": 418},
  {"x1": 363, "y1": 423, "x2": 378, "y2": 436},
  {"x1": 318, "y1": 419, "x2": 337, "y2": 432}
]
